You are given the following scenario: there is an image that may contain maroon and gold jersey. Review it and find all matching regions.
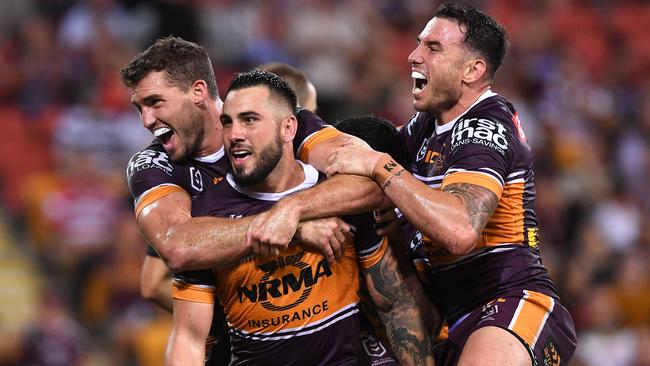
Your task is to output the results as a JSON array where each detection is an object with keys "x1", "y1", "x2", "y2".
[
  {"x1": 172, "y1": 163, "x2": 388, "y2": 365},
  {"x1": 126, "y1": 108, "x2": 341, "y2": 225},
  {"x1": 399, "y1": 91, "x2": 558, "y2": 321}
]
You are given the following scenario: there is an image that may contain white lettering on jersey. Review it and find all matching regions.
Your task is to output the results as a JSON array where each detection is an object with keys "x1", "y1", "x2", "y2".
[
  {"x1": 127, "y1": 149, "x2": 173, "y2": 178},
  {"x1": 451, "y1": 118, "x2": 508, "y2": 154}
]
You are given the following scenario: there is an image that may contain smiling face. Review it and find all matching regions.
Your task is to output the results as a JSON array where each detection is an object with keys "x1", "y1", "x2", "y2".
[
  {"x1": 220, "y1": 86, "x2": 289, "y2": 187},
  {"x1": 408, "y1": 17, "x2": 470, "y2": 114},
  {"x1": 130, "y1": 71, "x2": 206, "y2": 162}
]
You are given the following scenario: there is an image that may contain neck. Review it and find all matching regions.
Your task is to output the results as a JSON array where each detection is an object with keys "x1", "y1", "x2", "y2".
[
  {"x1": 249, "y1": 151, "x2": 305, "y2": 193},
  {"x1": 196, "y1": 99, "x2": 224, "y2": 157},
  {"x1": 438, "y1": 84, "x2": 491, "y2": 125}
]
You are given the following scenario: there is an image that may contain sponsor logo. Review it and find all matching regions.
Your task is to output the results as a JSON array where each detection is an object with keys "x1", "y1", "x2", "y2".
[
  {"x1": 478, "y1": 298, "x2": 505, "y2": 325},
  {"x1": 237, "y1": 251, "x2": 333, "y2": 312},
  {"x1": 361, "y1": 334, "x2": 387, "y2": 357},
  {"x1": 126, "y1": 149, "x2": 173, "y2": 178},
  {"x1": 451, "y1": 118, "x2": 508, "y2": 155},
  {"x1": 213, "y1": 176, "x2": 224, "y2": 185},
  {"x1": 247, "y1": 300, "x2": 329, "y2": 329},
  {"x1": 190, "y1": 167, "x2": 203, "y2": 192},
  {"x1": 512, "y1": 112, "x2": 527, "y2": 141},
  {"x1": 542, "y1": 339, "x2": 561, "y2": 366}
]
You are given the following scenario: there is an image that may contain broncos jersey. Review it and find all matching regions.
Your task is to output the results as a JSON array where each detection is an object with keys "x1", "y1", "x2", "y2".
[
  {"x1": 126, "y1": 108, "x2": 342, "y2": 223},
  {"x1": 172, "y1": 162, "x2": 389, "y2": 366},
  {"x1": 399, "y1": 90, "x2": 558, "y2": 321}
]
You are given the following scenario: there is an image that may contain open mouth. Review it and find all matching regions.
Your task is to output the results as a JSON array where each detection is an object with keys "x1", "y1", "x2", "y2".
[
  {"x1": 229, "y1": 148, "x2": 252, "y2": 164},
  {"x1": 154, "y1": 127, "x2": 174, "y2": 144},
  {"x1": 412, "y1": 71, "x2": 428, "y2": 93}
]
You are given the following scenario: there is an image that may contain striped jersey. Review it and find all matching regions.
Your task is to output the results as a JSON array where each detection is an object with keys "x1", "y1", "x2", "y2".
[
  {"x1": 173, "y1": 163, "x2": 389, "y2": 365},
  {"x1": 399, "y1": 90, "x2": 558, "y2": 320}
]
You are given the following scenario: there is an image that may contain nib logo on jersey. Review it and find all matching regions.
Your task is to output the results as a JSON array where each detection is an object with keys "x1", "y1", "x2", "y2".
[
  {"x1": 237, "y1": 251, "x2": 333, "y2": 312},
  {"x1": 451, "y1": 118, "x2": 508, "y2": 155},
  {"x1": 127, "y1": 149, "x2": 173, "y2": 178}
]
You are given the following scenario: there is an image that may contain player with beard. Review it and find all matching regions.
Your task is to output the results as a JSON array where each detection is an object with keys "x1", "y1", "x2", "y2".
[
  {"x1": 325, "y1": 4, "x2": 576, "y2": 366},
  {"x1": 123, "y1": 37, "x2": 385, "y2": 365},
  {"x1": 168, "y1": 70, "x2": 432, "y2": 366}
]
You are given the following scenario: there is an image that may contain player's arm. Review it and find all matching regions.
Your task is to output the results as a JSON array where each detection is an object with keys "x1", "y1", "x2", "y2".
[
  {"x1": 140, "y1": 254, "x2": 173, "y2": 312},
  {"x1": 327, "y1": 148, "x2": 498, "y2": 255},
  {"x1": 137, "y1": 189, "x2": 257, "y2": 272},
  {"x1": 165, "y1": 299, "x2": 212, "y2": 366},
  {"x1": 362, "y1": 239, "x2": 434, "y2": 366}
]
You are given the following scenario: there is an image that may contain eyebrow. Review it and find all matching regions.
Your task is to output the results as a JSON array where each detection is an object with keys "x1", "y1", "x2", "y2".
[{"x1": 237, "y1": 111, "x2": 262, "y2": 119}]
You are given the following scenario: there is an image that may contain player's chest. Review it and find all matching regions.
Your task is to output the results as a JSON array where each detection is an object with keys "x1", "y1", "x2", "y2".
[{"x1": 411, "y1": 132, "x2": 452, "y2": 179}]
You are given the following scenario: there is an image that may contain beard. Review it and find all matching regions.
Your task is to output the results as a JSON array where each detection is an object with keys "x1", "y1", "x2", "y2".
[{"x1": 232, "y1": 134, "x2": 283, "y2": 187}]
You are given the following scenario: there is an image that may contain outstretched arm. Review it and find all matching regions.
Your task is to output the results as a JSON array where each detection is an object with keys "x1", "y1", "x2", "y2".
[
  {"x1": 328, "y1": 147, "x2": 498, "y2": 255},
  {"x1": 363, "y1": 242, "x2": 434, "y2": 366},
  {"x1": 165, "y1": 299, "x2": 212, "y2": 366},
  {"x1": 137, "y1": 190, "x2": 256, "y2": 272}
]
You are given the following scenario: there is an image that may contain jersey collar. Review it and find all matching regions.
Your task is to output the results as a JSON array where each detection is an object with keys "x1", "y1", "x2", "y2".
[
  {"x1": 194, "y1": 146, "x2": 225, "y2": 163},
  {"x1": 226, "y1": 161, "x2": 320, "y2": 201},
  {"x1": 435, "y1": 89, "x2": 498, "y2": 135}
]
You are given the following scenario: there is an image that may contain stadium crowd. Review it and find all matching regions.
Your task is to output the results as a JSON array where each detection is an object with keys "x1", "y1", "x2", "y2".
[{"x1": 0, "y1": 0, "x2": 648, "y2": 365}]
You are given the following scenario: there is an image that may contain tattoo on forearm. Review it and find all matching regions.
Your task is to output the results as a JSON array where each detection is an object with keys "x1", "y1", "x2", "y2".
[
  {"x1": 443, "y1": 183, "x2": 498, "y2": 234},
  {"x1": 367, "y1": 252, "x2": 432, "y2": 365}
]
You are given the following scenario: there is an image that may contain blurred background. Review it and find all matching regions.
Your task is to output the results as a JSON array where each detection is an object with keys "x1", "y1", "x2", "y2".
[{"x1": 0, "y1": 0, "x2": 648, "y2": 365}]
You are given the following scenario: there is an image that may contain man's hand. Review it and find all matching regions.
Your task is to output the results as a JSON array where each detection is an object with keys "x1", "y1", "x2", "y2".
[
  {"x1": 295, "y1": 217, "x2": 350, "y2": 265},
  {"x1": 326, "y1": 144, "x2": 385, "y2": 178},
  {"x1": 373, "y1": 208, "x2": 401, "y2": 237},
  {"x1": 246, "y1": 201, "x2": 301, "y2": 255}
]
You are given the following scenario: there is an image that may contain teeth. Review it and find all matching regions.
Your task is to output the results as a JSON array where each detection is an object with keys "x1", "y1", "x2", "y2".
[
  {"x1": 153, "y1": 127, "x2": 171, "y2": 137},
  {"x1": 411, "y1": 71, "x2": 426, "y2": 80}
]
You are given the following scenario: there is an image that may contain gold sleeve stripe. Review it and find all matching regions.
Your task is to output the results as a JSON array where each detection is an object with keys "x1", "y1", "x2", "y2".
[
  {"x1": 442, "y1": 171, "x2": 503, "y2": 198},
  {"x1": 135, "y1": 185, "x2": 188, "y2": 218},
  {"x1": 172, "y1": 281, "x2": 216, "y2": 304},
  {"x1": 359, "y1": 237, "x2": 388, "y2": 269},
  {"x1": 298, "y1": 127, "x2": 343, "y2": 162},
  {"x1": 508, "y1": 290, "x2": 555, "y2": 348}
]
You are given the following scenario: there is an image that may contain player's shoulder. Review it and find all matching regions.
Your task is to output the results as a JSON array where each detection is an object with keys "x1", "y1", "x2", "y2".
[
  {"x1": 126, "y1": 140, "x2": 183, "y2": 181},
  {"x1": 466, "y1": 94, "x2": 518, "y2": 129}
]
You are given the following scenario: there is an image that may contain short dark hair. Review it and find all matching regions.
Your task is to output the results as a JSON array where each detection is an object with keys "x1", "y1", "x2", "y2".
[
  {"x1": 120, "y1": 36, "x2": 219, "y2": 99},
  {"x1": 333, "y1": 116, "x2": 409, "y2": 167},
  {"x1": 226, "y1": 70, "x2": 298, "y2": 113},
  {"x1": 257, "y1": 63, "x2": 312, "y2": 108},
  {"x1": 435, "y1": 3, "x2": 507, "y2": 80}
]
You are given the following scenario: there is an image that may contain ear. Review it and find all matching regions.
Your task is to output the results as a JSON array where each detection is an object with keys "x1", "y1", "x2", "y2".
[
  {"x1": 191, "y1": 79, "x2": 209, "y2": 105},
  {"x1": 463, "y1": 58, "x2": 487, "y2": 84},
  {"x1": 281, "y1": 115, "x2": 298, "y2": 143}
]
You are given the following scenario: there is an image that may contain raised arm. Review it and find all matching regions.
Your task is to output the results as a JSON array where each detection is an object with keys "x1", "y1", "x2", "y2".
[
  {"x1": 363, "y1": 241, "x2": 434, "y2": 366},
  {"x1": 165, "y1": 299, "x2": 213, "y2": 366}
]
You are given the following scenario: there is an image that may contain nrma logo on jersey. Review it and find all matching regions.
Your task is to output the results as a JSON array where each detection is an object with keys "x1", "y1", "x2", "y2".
[
  {"x1": 451, "y1": 118, "x2": 508, "y2": 154},
  {"x1": 127, "y1": 149, "x2": 173, "y2": 178},
  {"x1": 237, "y1": 251, "x2": 333, "y2": 312}
]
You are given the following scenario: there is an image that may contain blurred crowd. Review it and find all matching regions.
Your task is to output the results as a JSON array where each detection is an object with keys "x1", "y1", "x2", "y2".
[{"x1": 0, "y1": 0, "x2": 648, "y2": 365}]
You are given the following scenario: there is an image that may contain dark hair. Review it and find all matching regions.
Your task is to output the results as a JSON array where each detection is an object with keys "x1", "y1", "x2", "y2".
[
  {"x1": 333, "y1": 116, "x2": 409, "y2": 167},
  {"x1": 435, "y1": 3, "x2": 507, "y2": 80},
  {"x1": 120, "y1": 36, "x2": 218, "y2": 99},
  {"x1": 226, "y1": 70, "x2": 298, "y2": 113},
  {"x1": 257, "y1": 62, "x2": 312, "y2": 108}
]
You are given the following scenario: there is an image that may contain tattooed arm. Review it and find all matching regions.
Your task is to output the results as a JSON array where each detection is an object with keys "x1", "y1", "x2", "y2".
[
  {"x1": 363, "y1": 242, "x2": 434, "y2": 366},
  {"x1": 327, "y1": 148, "x2": 499, "y2": 255}
]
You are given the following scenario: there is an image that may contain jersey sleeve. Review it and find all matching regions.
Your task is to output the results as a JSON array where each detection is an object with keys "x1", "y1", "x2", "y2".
[
  {"x1": 294, "y1": 108, "x2": 343, "y2": 162},
  {"x1": 346, "y1": 213, "x2": 389, "y2": 270},
  {"x1": 442, "y1": 117, "x2": 516, "y2": 199},
  {"x1": 172, "y1": 270, "x2": 217, "y2": 304},
  {"x1": 126, "y1": 146, "x2": 190, "y2": 218}
]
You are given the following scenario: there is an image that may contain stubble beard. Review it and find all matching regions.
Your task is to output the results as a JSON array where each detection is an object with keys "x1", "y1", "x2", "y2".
[{"x1": 232, "y1": 134, "x2": 283, "y2": 187}]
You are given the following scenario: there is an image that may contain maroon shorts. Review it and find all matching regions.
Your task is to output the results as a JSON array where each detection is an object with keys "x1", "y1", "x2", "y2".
[{"x1": 435, "y1": 289, "x2": 576, "y2": 366}]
